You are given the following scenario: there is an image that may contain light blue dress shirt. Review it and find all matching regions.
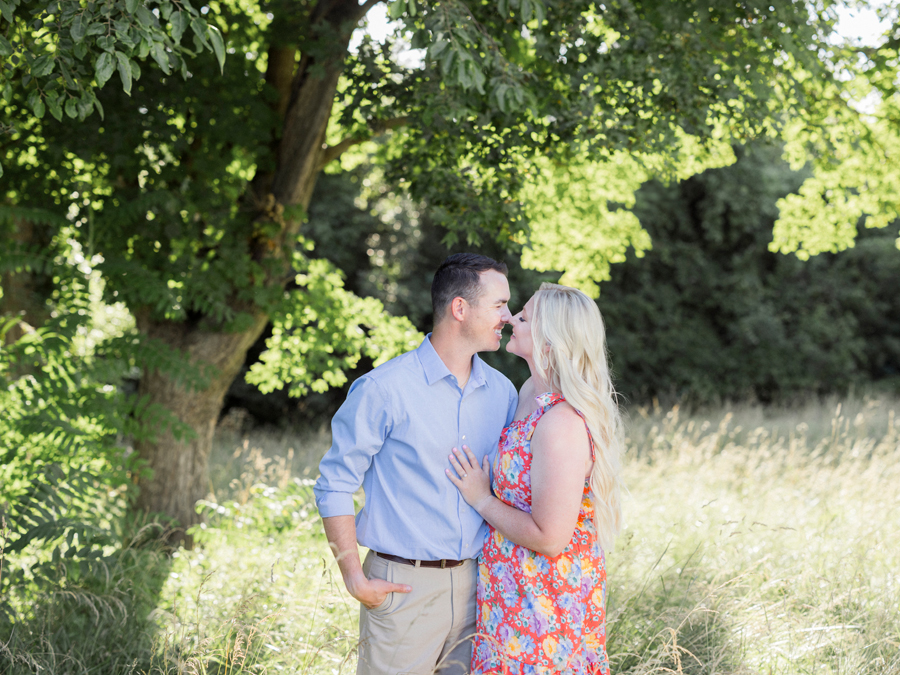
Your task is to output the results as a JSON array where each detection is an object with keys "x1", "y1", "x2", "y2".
[{"x1": 314, "y1": 334, "x2": 518, "y2": 561}]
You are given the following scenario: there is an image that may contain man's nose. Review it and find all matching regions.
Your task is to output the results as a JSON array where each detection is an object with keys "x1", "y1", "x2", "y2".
[{"x1": 501, "y1": 307, "x2": 513, "y2": 323}]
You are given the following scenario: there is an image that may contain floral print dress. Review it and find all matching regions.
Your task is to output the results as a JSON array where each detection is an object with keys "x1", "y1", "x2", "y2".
[{"x1": 472, "y1": 393, "x2": 610, "y2": 675}]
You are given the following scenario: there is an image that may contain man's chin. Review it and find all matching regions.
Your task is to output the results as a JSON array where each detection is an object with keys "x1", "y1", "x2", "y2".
[{"x1": 482, "y1": 337, "x2": 502, "y2": 352}]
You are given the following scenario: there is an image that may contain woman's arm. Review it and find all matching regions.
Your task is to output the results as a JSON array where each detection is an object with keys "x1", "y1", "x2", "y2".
[{"x1": 448, "y1": 403, "x2": 592, "y2": 557}]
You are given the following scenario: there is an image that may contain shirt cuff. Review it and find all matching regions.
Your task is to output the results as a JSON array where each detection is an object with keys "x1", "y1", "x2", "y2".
[{"x1": 314, "y1": 489, "x2": 357, "y2": 518}]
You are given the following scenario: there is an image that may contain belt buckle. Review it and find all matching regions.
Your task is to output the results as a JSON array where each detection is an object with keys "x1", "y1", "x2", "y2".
[{"x1": 441, "y1": 559, "x2": 447, "y2": 569}]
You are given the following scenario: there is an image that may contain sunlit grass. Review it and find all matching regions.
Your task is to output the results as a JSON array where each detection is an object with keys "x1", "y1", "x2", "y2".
[
  {"x1": 4, "y1": 396, "x2": 898, "y2": 673},
  {"x1": 608, "y1": 397, "x2": 900, "y2": 673},
  {"x1": 150, "y1": 395, "x2": 900, "y2": 674}
]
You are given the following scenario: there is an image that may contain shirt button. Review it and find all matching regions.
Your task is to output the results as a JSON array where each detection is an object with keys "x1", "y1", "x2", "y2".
[{"x1": 462, "y1": 435, "x2": 466, "y2": 440}]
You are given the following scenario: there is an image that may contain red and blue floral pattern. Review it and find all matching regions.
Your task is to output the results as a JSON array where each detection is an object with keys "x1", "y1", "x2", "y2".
[{"x1": 472, "y1": 393, "x2": 610, "y2": 675}]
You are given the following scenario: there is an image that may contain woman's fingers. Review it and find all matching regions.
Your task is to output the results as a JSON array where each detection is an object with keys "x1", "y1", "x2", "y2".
[
  {"x1": 447, "y1": 446, "x2": 489, "y2": 489},
  {"x1": 448, "y1": 452, "x2": 465, "y2": 476},
  {"x1": 450, "y1": 447, "x2": 471, "y2": 472},
  {"x1": 452, "y1": 446, "x2": 479, "y2": 473}
]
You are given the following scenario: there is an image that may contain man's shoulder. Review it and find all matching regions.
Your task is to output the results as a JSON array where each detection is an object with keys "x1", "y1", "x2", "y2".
[{"x1": 359, "y1": 347, "x2": 422, "y2": 385}]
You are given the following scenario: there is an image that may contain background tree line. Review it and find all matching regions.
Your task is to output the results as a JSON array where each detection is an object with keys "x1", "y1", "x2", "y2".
[{"x1": 227, "y1": 140, "x2": 900, "y2": 427}]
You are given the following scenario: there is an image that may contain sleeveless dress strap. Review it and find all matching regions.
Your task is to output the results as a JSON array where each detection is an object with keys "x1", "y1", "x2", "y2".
[{"x1": 533, "y1": 392, "x2": 596, "y2": 461}]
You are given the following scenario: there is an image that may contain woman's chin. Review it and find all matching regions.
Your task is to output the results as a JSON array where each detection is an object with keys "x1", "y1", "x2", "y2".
[{"x1": 505, "y1": 341, "x2": 523, "y2": 358}]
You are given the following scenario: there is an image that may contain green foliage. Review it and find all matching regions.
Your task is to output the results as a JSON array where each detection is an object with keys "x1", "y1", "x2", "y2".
[
  {"x1": 0, "y1": 214, "x2": 204, "y2": 632},
  {"x1": 0, "y1": 0, "x2": 224, "y2": 137},
  {"x1": 246, "y1": 254, "x2": 423, "y2": 397},
  {"x1": 773, "y1": 29, "x2": 900, "y2": 256},
  {"x1": 5, "y1": 0, "x2": 899, "y2": 420},
  {"x1": 600, "y1": 143, "x2": 900, "y2": 404}
]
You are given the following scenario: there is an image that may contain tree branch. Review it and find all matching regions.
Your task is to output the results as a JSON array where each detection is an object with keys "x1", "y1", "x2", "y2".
[{"x1": 318, "y1": 116, "x2": 409, "y2": 169}]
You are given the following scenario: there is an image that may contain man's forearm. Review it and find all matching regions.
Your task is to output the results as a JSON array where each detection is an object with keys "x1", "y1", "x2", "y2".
[
  {"x1": 322, "y1": 515, "x2": 364, "y2": 583},
  {"x1": 321, "y1": 514, "x2": 412, "y2": 608}
]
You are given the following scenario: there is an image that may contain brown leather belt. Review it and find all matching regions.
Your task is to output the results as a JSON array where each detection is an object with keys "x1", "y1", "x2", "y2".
[{"x1": 375, "y1": 551, "x2": 466, "y2": 569}]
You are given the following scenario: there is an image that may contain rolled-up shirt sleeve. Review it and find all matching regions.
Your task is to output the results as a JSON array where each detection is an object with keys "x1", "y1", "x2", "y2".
[{"x1": 314, "y1": 376, "x2": 391, "y2": 518}]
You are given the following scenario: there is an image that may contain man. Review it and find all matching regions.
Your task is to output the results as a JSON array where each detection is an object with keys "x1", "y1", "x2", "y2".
[{"x1": 314, "y1": 253, "x2": 519, "y2": 675}]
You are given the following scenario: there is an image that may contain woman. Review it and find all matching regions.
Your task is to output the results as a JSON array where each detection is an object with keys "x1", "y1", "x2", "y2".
[{"x1": 447, "y1": 283, "x2": 624, "y2": 675}]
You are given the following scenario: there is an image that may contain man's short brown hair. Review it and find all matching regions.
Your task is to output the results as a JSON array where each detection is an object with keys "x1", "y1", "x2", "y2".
[{"x1": 431, "y1": 253, "x2": 508, "y2": 322}]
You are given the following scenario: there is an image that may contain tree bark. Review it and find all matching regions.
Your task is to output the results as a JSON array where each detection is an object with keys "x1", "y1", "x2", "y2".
[
  {"x1": 134, "y1": 312, "x2": 269, "y2": 545},
  {"x1": 0, "y1": 216, "x2": 53, "y2": 345}
]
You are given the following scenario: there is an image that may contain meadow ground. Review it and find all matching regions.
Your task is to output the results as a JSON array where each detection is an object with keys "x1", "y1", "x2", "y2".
[{"x1": 4, "y1": 396, "x2": 899, "y2": 674}]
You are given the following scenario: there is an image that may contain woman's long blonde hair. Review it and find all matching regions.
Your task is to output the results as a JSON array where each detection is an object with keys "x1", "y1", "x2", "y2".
[{"x1": 530, "y1": 282, "x2": 624, "y2": 553}]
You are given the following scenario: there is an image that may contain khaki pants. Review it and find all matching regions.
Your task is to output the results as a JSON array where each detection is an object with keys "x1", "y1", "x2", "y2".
[{"x1": 357, "y1": 551, "x2": 477, "y2": 675}]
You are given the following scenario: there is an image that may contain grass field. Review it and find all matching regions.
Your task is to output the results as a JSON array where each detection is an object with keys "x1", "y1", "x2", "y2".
[{"x1": 4, "y1": 397, "x2": 899, "y2": 673}]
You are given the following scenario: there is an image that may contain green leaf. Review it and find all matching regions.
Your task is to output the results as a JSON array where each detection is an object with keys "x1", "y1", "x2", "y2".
[
  {"x1": 429, "y1": 40, "x2": 449, "y2": 60},
  {"x1": 2, "y1": 82, "x2": 11, "y2": 104},
  {"x1": 136, "y1": 5, "x2": 154, "y2": 27},
  {"x1": 130, "y1": 59, "x2": 140, "y2": 81},
  {"x1": 456, "y1": 58, "x2": 471, "y2": 89},
  {"x1": 64, "y1": 96, "x2": 78, "y2": 118},
  {"x1": 151, "y1": 42, "x2": 170, "y2": 74},
  {"x1": 71, "y1": 13, "x2": 86, "y2": 42},
  {"x1": 521, "y1": 0, "x2": 533, "y2": 23},
  {"x1": 388, "y1": 0, "x2": 404, "y2": 20},
  {"x1": 125, "y1": 0, "x2": 139, "y2": 13},
  {"x1": 138, "y1": 37, "x2": 150, "y2": 58},
  {"x1": 208, "y1": 25, "x2": 224, "y2": 73},
  {"x1": 32, "y1": 54, "x2": 55, "y2": 77},
  {"x1": 95, "y1": 51, "x2": 115, "y2": 88},
  {"x1": 440, "y1": 46, "x2": 456, "y2": 77},
  {"x1": 32, "y1": 97, "x2": 45, "y2": 119},
  {"x1": 47, "y1": 92, "x2": 63, "y2": 120},
  {"x1": 0, "y1": 0, "x2": 13, "y2": 23},
  {"x1": 58, "y1": 63, "x2": 76, "y2": 88},
  {"x1": 77, "y1": 93, "x2": 93, "y2": 118},
  {"x1": 86, "y1": 22, "x2": 106, "y2": 37},
  {"x1": 170, "y1": 10, "x2": 189, "y2": 43},
  {"x1": 533, "y1": 0, "x2": 546, "y2": 25},
  {"x1": 0, "y1": 34, "x2": 13, "y2": 56},
  {"x1": 190, "y1": 17, "x2": 210, "y2": 48},
  {"x1": 115, "y1": 51, "x2": 132, "y2": 95},
  {"x1": 470, "y1": 62, "x2": 486, "y2": 94},
  {"x1": 92, "y1": 96, "x2": 103, "y2": 120}
]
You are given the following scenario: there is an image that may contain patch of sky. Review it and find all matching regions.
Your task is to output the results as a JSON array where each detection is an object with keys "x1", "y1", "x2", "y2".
[{"x1": 349, "y1": 3, "x2": 425, "y2": 68}]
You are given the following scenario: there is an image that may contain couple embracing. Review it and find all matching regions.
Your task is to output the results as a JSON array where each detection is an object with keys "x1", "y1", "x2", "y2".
[{"x1": 314, "y1": 253, "x2": 624, "y2": 675}]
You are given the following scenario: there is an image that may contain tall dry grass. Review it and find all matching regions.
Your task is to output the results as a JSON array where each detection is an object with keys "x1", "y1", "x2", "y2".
[
  {"x1": 4, "y1": 397, "x2": 898, "y2": 674},
  {"x1": 608, "y1": 397, "x2": 900, "y2": 674}
]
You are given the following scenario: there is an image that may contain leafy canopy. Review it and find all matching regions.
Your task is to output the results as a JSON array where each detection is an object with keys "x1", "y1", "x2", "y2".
[
  {"x1": 0, "y1": 0, "x2": 224, "y2": 138},
  {"x1": 2, "y1": 0, "x2": 899, "y2": 404}
]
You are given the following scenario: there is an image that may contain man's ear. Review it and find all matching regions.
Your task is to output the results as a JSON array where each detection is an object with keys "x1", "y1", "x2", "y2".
[{"x1": 449, "y1": 296, "x2": 467, "y2": 322}]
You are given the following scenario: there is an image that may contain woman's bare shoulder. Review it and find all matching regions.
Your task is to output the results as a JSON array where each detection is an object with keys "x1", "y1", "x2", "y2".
[
  {"x1": 539, "y1": 400, "x2": 585, "y2": 430},
  {"x1": 531, "y1": 402, "x2": 592, "y2": 472}
]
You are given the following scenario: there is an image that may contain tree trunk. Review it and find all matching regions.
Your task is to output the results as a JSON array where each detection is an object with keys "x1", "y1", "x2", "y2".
[
  {"x1": 1, "y1": 216, "x2": 52, "y2": 346},
  {"x1": 133, "y1": 312, "x2": 268, "y2": 545},
  {"x1": 131, "y1": 0, "x2": 368, "y2": 545}
]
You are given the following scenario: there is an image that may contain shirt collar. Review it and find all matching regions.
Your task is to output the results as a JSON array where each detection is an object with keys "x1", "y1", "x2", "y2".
[{"x1": 418, "y1": 333, "x2": 488, "y2": 389}]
